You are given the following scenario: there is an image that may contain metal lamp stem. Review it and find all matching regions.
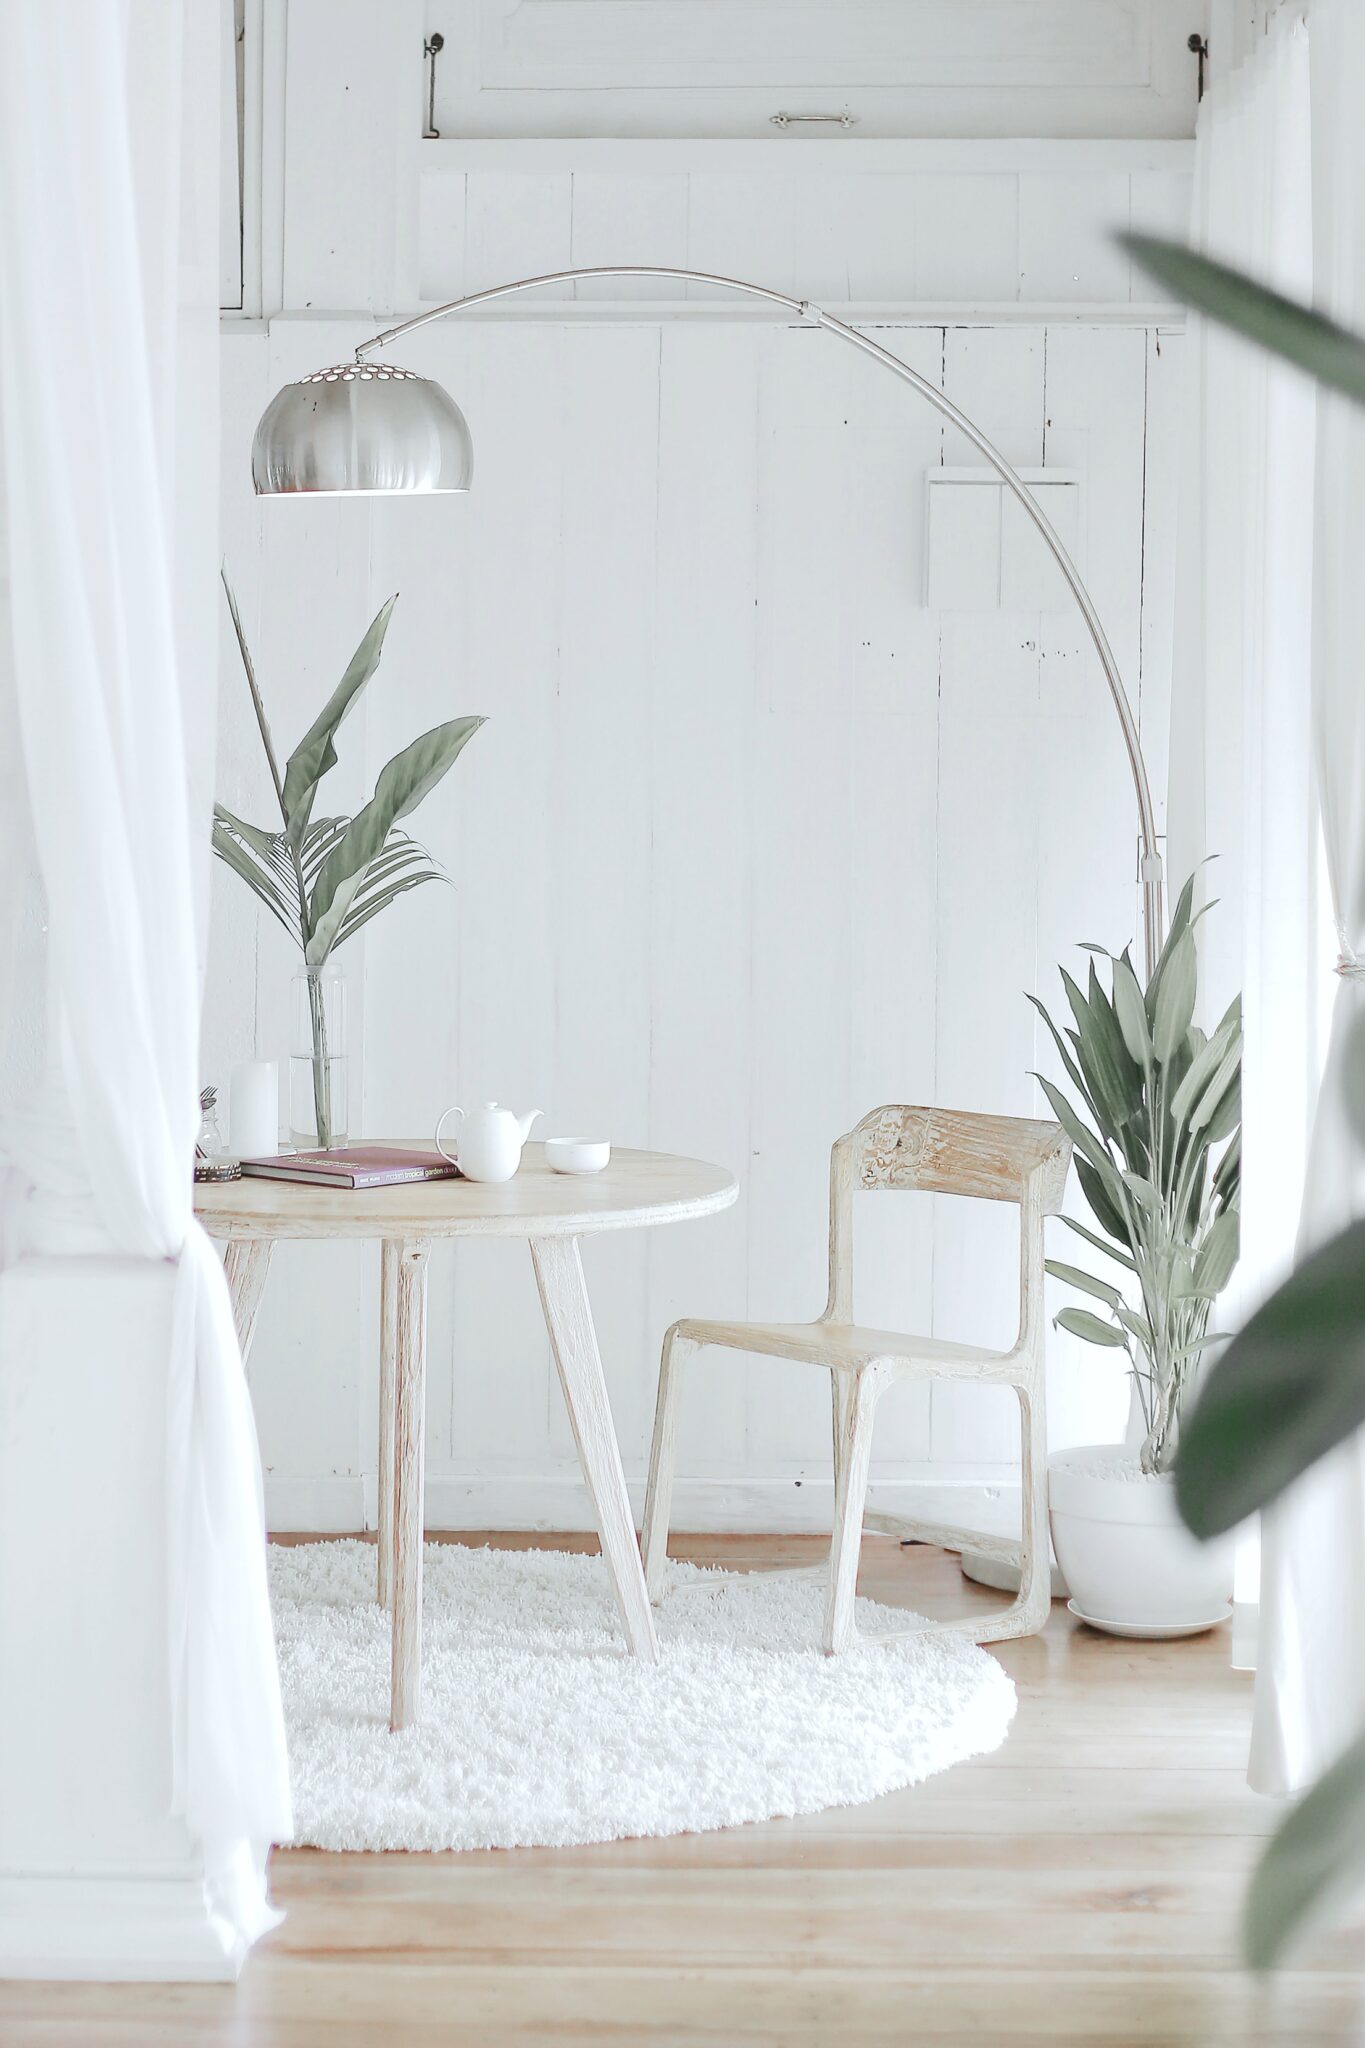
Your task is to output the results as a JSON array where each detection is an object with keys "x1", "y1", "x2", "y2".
[{"x1": 356, "y1": 264, "x2": 1165, "y2": 974}]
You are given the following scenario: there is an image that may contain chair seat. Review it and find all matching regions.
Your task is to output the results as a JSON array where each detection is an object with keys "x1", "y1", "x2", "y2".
[{"x1": 672, "y1": 1317, "x2": 1013, "y2": 1375}]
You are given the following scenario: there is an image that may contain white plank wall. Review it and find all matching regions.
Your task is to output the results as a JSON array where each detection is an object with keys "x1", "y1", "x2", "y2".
[
  {"x1": 209, "y1": 304, "x2": 1176, "y2": 1533},
  {"x1": 415, "y1": 142, "x2": 1193, "y2": 312}
]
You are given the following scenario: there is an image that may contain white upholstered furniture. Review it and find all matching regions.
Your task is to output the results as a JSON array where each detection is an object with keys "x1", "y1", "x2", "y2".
[{"x1": 641, "y1": 1106, "x2": 1071, "y2": 1652}]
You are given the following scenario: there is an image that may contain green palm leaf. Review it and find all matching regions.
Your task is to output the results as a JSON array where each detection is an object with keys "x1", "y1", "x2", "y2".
[
  {"x1": 211, "y1": 814, "x2": 299, "y2": 944},
  {"x1": 331, "y1": 831, "x2": 449, "y2": 950},
  {"x1": 1124, "y1": 235, "x2": 1365, "y2": 408},
  {"x1": 1152, "y1": 928, "x2": 1198, "y2": 1064},
  {"x1": 334, "y1": 865, "x2": 448, "y2": 950},
  {"x1": 1170, "y1": 1018, "x2": 1237, "y2": 1128},
  {"x1": 1059, "y1": 1214, "x2": 1137, "y2": 1271},
  {"x1": 1027, "y1": 992, "x2": 1100, "y2": 1123},
  {"x1": 1055, "y1": 1307, "x2": 1127, "y2": 1348},
  {"x1": 1062, "y1": 965, "x2": 1142, "y2": 1133},
  {"x1": 1245, "y1": 1729, "x2": 1365, "y2": 1969},
  {"x1": 307, "y1": 715, "x2": 486, "y2": 963},
  {"x1": 1212, "y1": 1128, "x2": 1241, "y2": 1209},
  {"x1": 1144, "y1": 871, "x2": 1196, "y2": 1030},
  {"x1": 1033, "y1": 1073, "x2": 1124, "y2": 1196},
  {"x1": 1189, "y1": 1042, "x2": 1241, "y2": 1135},
  {"x1": 1114, "y1": 1303, "x2": 1154, "y2": 1350},
  {"x1": 1073, "y1": 1154, "x2": 1132, "y2": 1248},
  {"x1": 1176, "y1": 1217, "x2": 1365, "y2": 1537},
  {"x1": 1045, "y1": 1260, "x2": 1123, "y2": 1310},
  {"x1": 300, "y1": 816, "x2": 350, "y2": 880},
  {"x1": 1111, "y1": 950, "x2": 1152, "y2": 1067},
  {"x1": 281, "y1": 597, "x2": 398, "y2": 848},
  {"x1": 214, "y1": 803, "x2": 280, "y2": 863}
]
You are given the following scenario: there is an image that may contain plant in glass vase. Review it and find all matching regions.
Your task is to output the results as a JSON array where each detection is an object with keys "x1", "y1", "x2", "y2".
[
  {"x1": 1029, "y1": 875, "x2": 1242, "y2": 1633},
  {"x1": 213, "y1": 571, "x2": 483, "y2": 1148}
]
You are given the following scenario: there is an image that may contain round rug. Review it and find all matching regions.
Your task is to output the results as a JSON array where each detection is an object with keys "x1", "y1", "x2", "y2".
[{"x1": 270, "y1": 1539, "x2": 1016, "y2": 1852}]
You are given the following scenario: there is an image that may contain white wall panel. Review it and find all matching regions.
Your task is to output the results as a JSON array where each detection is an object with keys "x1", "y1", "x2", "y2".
[
  {"x1": 1018, "y1": 175, "x2": 1135, "y2": 302},
  {"x1": 925, "y1": 304, "x2": 1046, "y2": 1344},
  {"x1": 646, "y1": 328, "x2": 761, "y2": 1476},
  {"x1": 546, "y1": 327, "x2": 661, "y2": 1461},
  {"x1": 415, "y1": 143, "x2": 1192, "y2": 314},
  {"x1": 569, "y1": 173, "x2": 691, "y2": 299},
  {"x1": 912, "y1": 174, "x2": 1018, "y2": 303},
  {"x1": 684, "y1": 174, "x2": 800, "y2": 301},
  {"x1": 793, "y1": 174, "x2": 919, "y2": 304},
  {"x1": 463, "y1": 171, "x2": 573, "y2": 295}
]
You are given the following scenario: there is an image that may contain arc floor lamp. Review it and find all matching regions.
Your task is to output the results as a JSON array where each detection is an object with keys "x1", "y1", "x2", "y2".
[{"x1": 251, "y1": 264, "x2": 1166, "y2": 974}]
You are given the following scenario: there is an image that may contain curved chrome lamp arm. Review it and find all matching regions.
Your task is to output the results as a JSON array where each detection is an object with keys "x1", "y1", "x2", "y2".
[{"x1": 357, "y1": 264, "x2": 1165, "y2": 972}]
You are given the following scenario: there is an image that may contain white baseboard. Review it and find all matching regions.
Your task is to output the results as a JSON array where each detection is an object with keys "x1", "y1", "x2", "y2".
[
  {"x1": 267, "y1": 1471, "x2": 1021, "y2": 1539},
  {"x1": 0, "y1": 1876, "x2": 247, "y2": 1983}
]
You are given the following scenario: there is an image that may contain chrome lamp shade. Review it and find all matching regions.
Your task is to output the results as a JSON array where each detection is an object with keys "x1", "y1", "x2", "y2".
[{"x1": 251, "y1": 362, "x2": 473, "y2": 496}]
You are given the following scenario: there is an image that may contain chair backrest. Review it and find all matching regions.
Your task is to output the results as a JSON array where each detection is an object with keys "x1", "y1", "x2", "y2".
[
  {"x1": 841, "y1": 1104, "x2": 1071, "y2": 1213},
  {"x1": 824, "y1": 1104, "x2": 1071, "y2": 1329}
]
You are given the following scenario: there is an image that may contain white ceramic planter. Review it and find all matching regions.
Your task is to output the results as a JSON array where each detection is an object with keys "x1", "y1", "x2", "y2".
[{"x1": 1048, "y1": 1444, "x2": 1233, "y2": 1638}]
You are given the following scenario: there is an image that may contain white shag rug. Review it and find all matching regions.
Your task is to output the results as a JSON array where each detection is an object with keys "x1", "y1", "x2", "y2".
[{"x1": 270, "y1": 1539, "x2": 1016, "y2": 1853}]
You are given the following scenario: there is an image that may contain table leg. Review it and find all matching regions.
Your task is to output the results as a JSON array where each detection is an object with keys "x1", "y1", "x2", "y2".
[
  {"x1": 377, "y1": 1241, "x2": 400, "y2": 1610},
  {"x1": 529, "y1": 1235, "x2": 659, "y2": 1664},
  {"x1": 222, "y1": 1239, "x2": 273, "y2": 1364},
  {"x1": 390, "y1": 1239, "x2": 431, "y2": 1731}
]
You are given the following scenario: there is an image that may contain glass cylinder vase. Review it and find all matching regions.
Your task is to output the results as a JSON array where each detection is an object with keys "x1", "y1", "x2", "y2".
[{"x1": 291, "y1": 962, "x2": 348, "y2": 1151}]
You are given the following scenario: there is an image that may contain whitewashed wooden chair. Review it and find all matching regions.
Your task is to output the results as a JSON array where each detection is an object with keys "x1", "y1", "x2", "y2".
[{"x1": 640, "y1": 1105, "x2": 1072, "y2": 1652}]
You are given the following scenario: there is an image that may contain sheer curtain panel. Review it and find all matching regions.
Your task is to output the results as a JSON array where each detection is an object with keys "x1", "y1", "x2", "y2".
[
  {"x1": 1250, "y1": 0, "x2": 1365, "y2": 1799},
  {"x1": 0, "y1": 0, "x2": 290, "y2": 1960},
  {"x1": 1168, "y1": 20, "x2": 1318, "y2": 1342},
  {"x1": 1165, "y1": 14, "x2": 1323, "y2": 1766}
]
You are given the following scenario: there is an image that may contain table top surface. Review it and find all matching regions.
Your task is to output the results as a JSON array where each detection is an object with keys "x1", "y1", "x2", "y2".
[{"x1": 194, "y1": 1142, "x2": 738, "y2": 1241}]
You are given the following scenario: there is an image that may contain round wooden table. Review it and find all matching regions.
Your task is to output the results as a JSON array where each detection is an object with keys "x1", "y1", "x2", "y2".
[{"x1": 195, "y1": 1143, "x2": 737, "y2": 1729}]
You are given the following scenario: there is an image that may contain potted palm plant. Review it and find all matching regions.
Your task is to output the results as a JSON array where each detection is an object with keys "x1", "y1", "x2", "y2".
[
  {"x1": 1032, "y1": 875, "x2": 1242, "y2": 1634},
  {"x1": 213, "y1": 573, "x2": 483, "y2": 1148}
]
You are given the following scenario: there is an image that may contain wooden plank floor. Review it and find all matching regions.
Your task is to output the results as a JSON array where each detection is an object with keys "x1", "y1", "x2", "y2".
[{"x1": 5, "y1": 1530, "x2": 1364, "y2": 2045}]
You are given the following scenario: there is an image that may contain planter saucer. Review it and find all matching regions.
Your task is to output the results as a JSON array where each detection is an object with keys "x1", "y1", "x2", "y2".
[{"x1": 1066, "y1": 1599, "x2": 1232, "y2": 1641}]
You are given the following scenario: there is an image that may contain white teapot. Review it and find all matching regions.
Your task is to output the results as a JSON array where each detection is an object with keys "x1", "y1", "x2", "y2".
[{"x1": 435, "y1": 1102, "x2": 542, "y2": 1184}]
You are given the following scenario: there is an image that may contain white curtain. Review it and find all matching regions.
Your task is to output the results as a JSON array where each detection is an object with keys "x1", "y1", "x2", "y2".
[
  {"x1": 0, "y1": 0, "x2": 291, "y2": 1945},
  {"x1": 1250, "y1": 0, "x2": 1365, "y2": 1798},
  {"x1": 1167, "y1": 14, "x2": 1331, "y2": 1775},
  {"x1": 1169, "y1": 16, "x2": 1319, "y2": 1331}
]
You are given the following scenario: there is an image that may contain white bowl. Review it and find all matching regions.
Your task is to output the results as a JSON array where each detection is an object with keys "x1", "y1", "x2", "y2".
[{"x1": 544, "y1": 1137, "x2": 610, "y2": 1175}]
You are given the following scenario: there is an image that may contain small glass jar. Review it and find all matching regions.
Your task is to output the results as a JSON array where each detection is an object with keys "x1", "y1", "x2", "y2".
[
  {"x1": 291, "y1": 962, "x2": 348, "y2": 1151},
  {"x1": 194, "y1": 1086, "x2": 240, "y2": 1183}
]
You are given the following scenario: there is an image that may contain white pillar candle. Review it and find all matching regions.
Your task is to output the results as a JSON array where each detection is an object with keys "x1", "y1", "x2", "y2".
[{"x1": 229, "y1": 1059, "x2": 279, "y2": 1159}]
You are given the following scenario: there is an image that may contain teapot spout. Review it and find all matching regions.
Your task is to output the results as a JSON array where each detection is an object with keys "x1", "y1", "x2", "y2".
[{"x1": 517, "y1": 1108, "x2": 544, "y2": 1144}]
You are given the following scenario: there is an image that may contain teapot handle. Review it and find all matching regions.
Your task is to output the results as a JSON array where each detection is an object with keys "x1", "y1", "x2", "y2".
[{"x1": 434, "y1": 1105, "x2": 464, "y2": 1167}]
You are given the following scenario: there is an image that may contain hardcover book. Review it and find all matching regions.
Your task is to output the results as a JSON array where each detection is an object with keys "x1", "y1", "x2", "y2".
[{"x1": 240, "y1": 1145, "x2": 460, "y2": 1189}]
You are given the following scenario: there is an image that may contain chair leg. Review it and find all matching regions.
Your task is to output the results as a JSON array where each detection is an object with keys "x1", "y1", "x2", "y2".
[
  {"x1": 831, "y1": 1366, "x2": 854, "y2": 1495},
  {"x1": 964, "y1": 1374, "x2": 1051, "y2": 1647},
  {"x1": 641, "y1": 1325, "x2": 695, "y2": 1604},
  {"x1": 824, "y1": 1365, "x2": 882, "y2": 1654},
  {"x1": 1013, "y1": 1376, "x2": 1051, "y2": 1635}
]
